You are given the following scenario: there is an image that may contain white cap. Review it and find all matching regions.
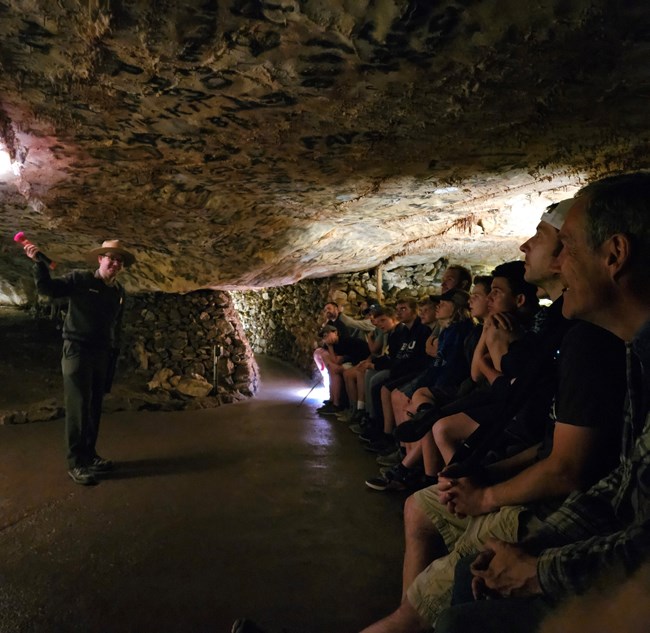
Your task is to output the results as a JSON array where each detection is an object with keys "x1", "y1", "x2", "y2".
[{"x1": 540, "y1": 198, "x2": 575, "y2": 230}]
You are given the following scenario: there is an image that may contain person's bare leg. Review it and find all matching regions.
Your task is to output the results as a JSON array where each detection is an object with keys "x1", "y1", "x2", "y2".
[
  {"x1": 402, "y1": 494, "x2": 447, "y2": 597},
  {"x1": 381, "y1": 385, "x2": 396, "y2": 434},
  {"x1": 433, "y1": 413, "x2": 479, "y2": 463},
  {"x1": 392, "y1": 389, "x2": 411, "y2": 425},
  {"x1": 328, "y1": 369, "x2": 343, "y2": 406},
  {"x1": 409, "y1": 387, "x2": 435, "y2": 412},
  {"x1": 357, "y1": 369, "x2": 367, "y2": 403},
  {"x1": 344, "y1": 367, "x2": 358, "y2": 405},
  {"x1": 313, "y1": 347, "x2": 326, "y2": 371},
  {"x1": 313, "y1": 348, "x2": 330, "y2": 392},
  {"x1": 359, "y1": 600, "x2": 430, "y2": 633},
  {"x1": 421, "y1": 431, "x2": 445, "y2": 476},
  {"x1": 400, "y1": 442, "x2": 422, "y2": 467}
]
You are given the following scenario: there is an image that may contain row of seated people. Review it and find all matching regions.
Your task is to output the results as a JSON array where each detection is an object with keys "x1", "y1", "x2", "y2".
[
  {"x1": 323, "y1": 197, "x2": 628, "y2": 633},
  {"x1": 233, "y1": 174, "x2": 650, "y2": 633},
  {"x1": 313, "y1": 263, "x2": 474, "y2": 425},
  {"x1": 313, "y1": 259, "x2": 544, "y2": 494}
]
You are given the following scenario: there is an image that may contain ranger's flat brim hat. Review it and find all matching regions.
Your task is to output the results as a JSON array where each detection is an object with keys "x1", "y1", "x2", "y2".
[{"x1": 86, "y1": 239, "x2": 136, "y2": 267}]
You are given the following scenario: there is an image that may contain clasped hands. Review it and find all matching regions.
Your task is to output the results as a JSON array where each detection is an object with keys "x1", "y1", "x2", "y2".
[
  {"x1": 438, "y1": 464, "x2": 543, "y2": 601},
  {"x1": 437, "y1": 469, "x2": 495, "y2": 517},
  {"x1": 470, "y1": 539, "x2": 542, "y2": 600}
]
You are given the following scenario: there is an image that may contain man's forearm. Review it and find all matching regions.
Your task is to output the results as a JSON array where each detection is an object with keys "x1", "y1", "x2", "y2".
[
  {"x1": 484, "y1": 445, "x2": 540, "y2": 483},
  {"x1": 484, "y1": 456, "x2": 577, "y2": 512}
]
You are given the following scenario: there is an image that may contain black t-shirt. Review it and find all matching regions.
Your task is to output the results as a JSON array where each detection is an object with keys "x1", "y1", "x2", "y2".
[
  {"x1": 536, "y1": 321, "x2": 626, "y2": 471},
  {"x1": 491, "y1": 298, "x2": 576, "y2": 447},
  {"x1": 333, "y1": 336, "x2": 369, "y2": 365},
  {"x1": 453, "y1": 297, "x2": 622, "y2": 471}
]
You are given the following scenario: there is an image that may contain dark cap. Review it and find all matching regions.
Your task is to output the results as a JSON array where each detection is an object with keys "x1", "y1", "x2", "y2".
[
  {"x1": 438, "y1": 289, "x2": 470, "y2": 309},
  {"x1": 318, "y1": 324, "x2": 338, "y2": 338},
  {"x1": 362, "y1": 303, "x2": 382, "y2": 316}
]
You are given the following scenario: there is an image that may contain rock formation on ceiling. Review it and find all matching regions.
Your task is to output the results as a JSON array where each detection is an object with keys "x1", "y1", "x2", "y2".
[{"x1": 0, "y1": 0, "x2": 648, "y2": 301}]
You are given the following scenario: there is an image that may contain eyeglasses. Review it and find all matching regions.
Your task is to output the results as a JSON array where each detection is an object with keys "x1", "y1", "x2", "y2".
[{"x1": 102, "y1": 254, "x2": 124, "y2": 265}]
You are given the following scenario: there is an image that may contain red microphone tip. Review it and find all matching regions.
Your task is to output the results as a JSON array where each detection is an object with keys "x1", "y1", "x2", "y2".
[{"x1": 13, "y1": 231, "x2": 25, "y2": 243}]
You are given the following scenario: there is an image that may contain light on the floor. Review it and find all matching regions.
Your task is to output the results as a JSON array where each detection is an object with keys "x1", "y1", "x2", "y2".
[{"x1": 295, "y1": 384, "x2": 328, "y2": 404}]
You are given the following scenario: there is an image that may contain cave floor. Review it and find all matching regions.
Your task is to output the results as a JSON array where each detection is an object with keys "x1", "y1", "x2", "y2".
[{"x1": 0, "y1": 355, "x2": 405, "y2": 633}]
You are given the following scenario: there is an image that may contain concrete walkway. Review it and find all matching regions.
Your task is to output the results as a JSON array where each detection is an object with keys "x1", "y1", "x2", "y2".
[{"x1": 0, "y1": 356, "x2": 405, "y2": 633}]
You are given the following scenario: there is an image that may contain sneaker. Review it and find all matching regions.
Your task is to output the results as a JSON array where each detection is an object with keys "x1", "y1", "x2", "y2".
[
  {"x1": 379, "y1": 466, "x2": 422, "y2": 484},
  {"x1": 365, "y1": 475, "x2": 407, "y2": 492},
  {"x1": 364, "y1": 436, "x2": 396, "y2": 453},
  {"x1": 232, "y1": 619, "x2": 268, "y2": 633},
  {"x1": 349, "y1": 421, "x2": 370, "y2": 435},
  {"x1": 358, "y1": 427, "x2": 383, "y2": 444},
  {"x1": 316, "y1": 403, "x2": 343, "y2": 415},
  {"x1": 68, "y1": 467, "x2": 98, "y2": 486},
  {"x1": 394, "y1": 406, "x2": 441, "y2": 442},
  {"x1": 88, "y1": 455, "x2": 114, "y2": 472},
  {"x1": 335, "y1": 409, "x2": 357, "y2": 422},
  {"x1": 378, "y1": 443, "x2": 402, "y2": 456},
  {"x1": 376, "y1": 448, "x2": 403, "y2": 466}
]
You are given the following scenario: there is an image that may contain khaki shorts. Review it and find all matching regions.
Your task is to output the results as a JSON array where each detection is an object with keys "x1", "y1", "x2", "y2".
[{"x1": 407, "y1": 484, "x2": 531, "y2": 627}]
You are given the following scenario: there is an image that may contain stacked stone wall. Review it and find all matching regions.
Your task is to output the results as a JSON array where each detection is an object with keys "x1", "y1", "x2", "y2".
[
  {"x1": 122, "y1": 289, "x2": 259, "y2": 398},
  {"x1": 233, "y1": 258, "x2": 487, "y2": 378},
  {"x1": 232, "y1": 280, "x2": 331, "y2": 377}
]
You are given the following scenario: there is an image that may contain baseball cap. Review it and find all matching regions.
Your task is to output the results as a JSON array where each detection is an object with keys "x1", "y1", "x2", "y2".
[
  {"x1": 540, "y1": 198, "x2": 575, "y2": 230},
  {"x1": 438, "y1": 289, "x2": 470, "y2": 309},
  {"x1": 318, "y1": 324, "x2": 338, "y2": 338}
]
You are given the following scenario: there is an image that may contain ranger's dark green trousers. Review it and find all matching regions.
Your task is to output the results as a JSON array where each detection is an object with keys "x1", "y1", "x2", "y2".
[{"x1": 61, "y1": 340, "x2": 110, "y2": 468}]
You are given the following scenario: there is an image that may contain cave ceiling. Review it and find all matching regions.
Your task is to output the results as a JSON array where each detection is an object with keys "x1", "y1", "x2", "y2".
[{"x1": 0, "y1": 0, "x2": 649, "y2": 300}]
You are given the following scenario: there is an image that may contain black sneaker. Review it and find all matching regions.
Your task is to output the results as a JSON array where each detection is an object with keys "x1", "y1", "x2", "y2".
[
  {"x1": 365, "y1": 475, "x2": 407, "y2": 492},
  {"x1": 378, "y1": 443, "x2": 403, "y2": 457},
  {"x1": 364, "y1": 436, "x2": 397, "y2": 453},
  {"x1": 316, "y1": 403, "x2": 343, "y2": 415},
  {"x1": 365, "y1": 463, "x2": 417, "y2": 491},
  {"x1": 359, "y1": 430, "x2": 385, "y2": 444},
  {"x1": 376, "y1": 448, "x2": 402, "y2": 466},
  {"x1": 394, "y1": 407, "x2": 441, "y2": 442},
  {"x1": 68, "y1": 467, "x2": 98, "y2": 486},
  {"x1": 88, "y1": 456, "x2": 114, "y2": 473}
]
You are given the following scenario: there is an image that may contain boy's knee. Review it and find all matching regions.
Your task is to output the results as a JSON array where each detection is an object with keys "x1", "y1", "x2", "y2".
[{"x1": 404, "y1": 496, "x2": 432, "y2": 534}]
